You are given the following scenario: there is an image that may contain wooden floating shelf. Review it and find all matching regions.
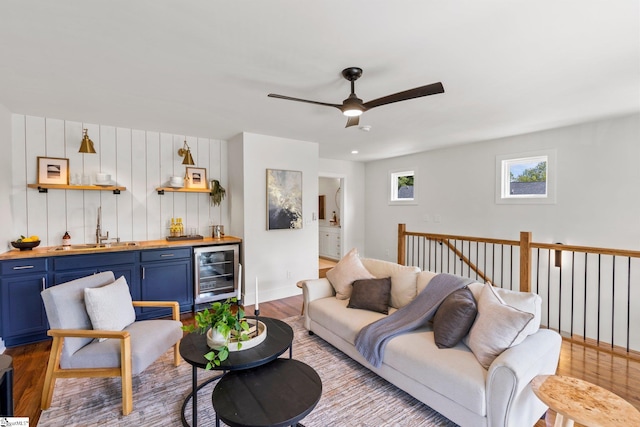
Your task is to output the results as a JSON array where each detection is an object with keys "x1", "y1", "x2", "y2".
[
  {"x1": 156, "y1": 187, "x2": 210, "y2": 195},
  {"x1": 28, "y1": 183, "x2": 126, "y2": 194}
]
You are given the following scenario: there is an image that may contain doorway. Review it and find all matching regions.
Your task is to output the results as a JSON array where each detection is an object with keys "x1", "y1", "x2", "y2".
[{"x1": 318, "y1": 175, "x2": 345, "y2": 262}]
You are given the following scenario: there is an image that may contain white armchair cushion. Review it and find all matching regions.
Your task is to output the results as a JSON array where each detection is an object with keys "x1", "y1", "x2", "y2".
[{"x1": 84, "y1": 276, "x2": 136, "y2": 341}]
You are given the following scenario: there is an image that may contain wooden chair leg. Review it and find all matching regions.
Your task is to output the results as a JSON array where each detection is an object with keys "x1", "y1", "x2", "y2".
[
  {"x1": 120, "y1": 335, "x2": 133, "y2": 415},
  {"x1": 41, "y1": 336, "x2": 63, "y2": 409},
  {"x1": 174, "y1": 340, "x2": 181, "y2": 366}
]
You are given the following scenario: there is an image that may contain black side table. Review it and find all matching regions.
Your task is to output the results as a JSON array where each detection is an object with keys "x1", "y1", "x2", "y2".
[
  {"x1": 212, "y1": 358, "x2": 322, "y2": 427},
  {"x1": 179, "y1": 317, "x2": 294, "y2": 427},
  {"x1": 0, "y1": 354, "x2": 13, "y2": 416}
]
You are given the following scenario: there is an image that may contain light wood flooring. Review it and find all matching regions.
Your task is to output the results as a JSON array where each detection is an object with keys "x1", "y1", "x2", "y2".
[{"x1": 5, "y1": 293, "x2": 639, "y2": 426}]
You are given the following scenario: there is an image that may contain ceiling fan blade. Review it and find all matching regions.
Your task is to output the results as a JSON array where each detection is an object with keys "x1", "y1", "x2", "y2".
[
  {"x1": 345, "y1": 116, "x2": 360, "y2": 128},
  {"x1": 362, "y1": 82, "x2": 444, "y2": 110},
  {"x1": 267, "y1": 93, "x2": 341, "y2": 109}
]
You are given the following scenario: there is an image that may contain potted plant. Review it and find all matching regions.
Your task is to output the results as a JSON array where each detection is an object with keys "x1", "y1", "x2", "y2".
[
  {"x1": 210, "y1": 179, "x2": 226, "y2": 206},
  {"x1": 182, "y1": 297, "x2": 250, "y2": 369}
]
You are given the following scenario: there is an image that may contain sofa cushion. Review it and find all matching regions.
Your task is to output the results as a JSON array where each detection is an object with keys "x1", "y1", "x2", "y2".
[
  {"x1": 433, "y1": 286, "x2": 477, "y2": 348},
  {"x1": 347, "y1": 277, "x2": 392, "y2": 314},
  {"x1": 416, "y1": 270, "x2": 438, "y2": 294},
  {"x1": 308, "y1": 297, "x2": 395, "y2": 345},
  {"x1": 326, "y1": 248, "x2": 375, "y2": 300},
  {"x1": 467, "y1": 283, "x2": 534, "y2": 369},
  {"x1": 384, "y1": 326, "x2": 487, "y2": 416},
  {"x1": 361, "y1": 258, "x2": 420, "y2": 309},
  {"x1": 468, "y1": 282, "x2": 541, "y2": 344},
  {"x1": 84, "y1": 276, "x2": 136, "y2": 342}
]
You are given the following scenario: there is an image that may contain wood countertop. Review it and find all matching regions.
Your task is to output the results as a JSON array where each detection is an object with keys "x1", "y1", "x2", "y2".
[{"x1": 0, "y1": 236, "x2": 242, "y2": 260}]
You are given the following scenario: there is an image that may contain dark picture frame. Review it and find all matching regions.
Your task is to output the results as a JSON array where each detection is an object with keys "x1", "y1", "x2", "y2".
[{"x1": 267, "y1": 169, "x2": 302, "y2": 230}]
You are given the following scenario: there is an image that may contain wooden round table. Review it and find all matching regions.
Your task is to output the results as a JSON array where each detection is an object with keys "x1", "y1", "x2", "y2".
[
  {"x1": 531, "y1": 375, "x2": 640, "y2": 427},
  {"x1": 179, "y1": 317, "x2": 294, "y2": 427},
  {"x1": 212, "y1": 358, "x2": 322, "y2": 427}
]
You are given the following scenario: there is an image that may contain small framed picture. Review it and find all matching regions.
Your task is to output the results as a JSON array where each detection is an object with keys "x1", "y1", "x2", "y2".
[
  {"x1": 186, "y1": 167, "x2": 208, "y2": 189},
  {"x1": 37, "y1": 156, "x2": 70, "y2": 185}
]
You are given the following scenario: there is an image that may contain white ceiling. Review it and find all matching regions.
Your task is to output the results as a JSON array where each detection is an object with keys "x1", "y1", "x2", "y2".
[{"x1": 0, "y1": 1, "x2": 638, "y2": 162}]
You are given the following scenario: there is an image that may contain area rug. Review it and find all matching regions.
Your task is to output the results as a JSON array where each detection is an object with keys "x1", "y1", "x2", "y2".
[{"x1": 37, "y1": 316, "x2": 459, "y2": 426}]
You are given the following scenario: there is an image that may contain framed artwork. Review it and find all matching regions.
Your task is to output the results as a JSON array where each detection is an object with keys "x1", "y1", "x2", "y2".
[
  {"x1": 267, "y1": 169, "x2": 302, "y2": 230},
  {"x1": 37, "y1": 156, "x2": 70, "y2": 185},
  {"x1": 186, "y1": 167, "x2": 208, "y2": 189}
]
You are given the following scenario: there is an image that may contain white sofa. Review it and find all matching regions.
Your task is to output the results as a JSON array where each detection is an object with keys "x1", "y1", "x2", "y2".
[{"x1": 302, "y1": 256, "x2": 562, "y2": 427}]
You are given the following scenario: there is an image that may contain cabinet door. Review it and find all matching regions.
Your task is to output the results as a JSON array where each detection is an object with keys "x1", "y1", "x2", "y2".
[
  {"x1": 1, "y1": 274, "x2": 48, "y2": 345},
  {"x1": 140, "y1": 259, "x2": 192, "y2": 319}
]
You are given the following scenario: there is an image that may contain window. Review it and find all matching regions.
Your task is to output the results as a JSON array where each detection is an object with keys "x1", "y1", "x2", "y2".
[
  {"x1": 390, "y1": 170, "x2": 416, "y2": 204},
  {"x1": 496, "y1": 150, "x2": 556, "y2": 204}
]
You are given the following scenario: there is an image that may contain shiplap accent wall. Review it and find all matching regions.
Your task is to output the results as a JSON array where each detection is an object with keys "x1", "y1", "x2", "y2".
[{"x1": 11, "y1": 114, "x2": 228, "y2": 247}]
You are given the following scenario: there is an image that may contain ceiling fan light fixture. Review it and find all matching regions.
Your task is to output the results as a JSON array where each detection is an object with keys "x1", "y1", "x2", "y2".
[{"x1": 343, "y1": 108, "x2": 363, "y2": 117}]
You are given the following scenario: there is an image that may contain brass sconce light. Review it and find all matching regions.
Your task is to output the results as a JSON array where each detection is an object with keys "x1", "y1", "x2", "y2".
[
  {"x1": 178, "y1": 140, "x2": 195, "y2": 165},
  {"x1": 79, "y1": 129, "x2": 96, "y2": 154}
]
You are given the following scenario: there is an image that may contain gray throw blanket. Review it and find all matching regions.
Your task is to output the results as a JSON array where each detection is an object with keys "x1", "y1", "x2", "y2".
[{"x1": 355, "y1": 273, "x2": 473, "y2": 367}]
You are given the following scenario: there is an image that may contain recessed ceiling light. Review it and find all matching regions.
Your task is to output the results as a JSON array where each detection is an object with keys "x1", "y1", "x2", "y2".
[
  {"x1": 351, "y1": 150, "x2": 359, "y2": 154},
  {"x1": 359, "y1": 125, "x2": 371, "y2": 132}
]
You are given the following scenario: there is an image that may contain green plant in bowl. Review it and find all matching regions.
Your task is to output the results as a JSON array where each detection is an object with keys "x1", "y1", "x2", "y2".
[{"x1": 182, "y1": 297, "x2": 250, "y2": 369}]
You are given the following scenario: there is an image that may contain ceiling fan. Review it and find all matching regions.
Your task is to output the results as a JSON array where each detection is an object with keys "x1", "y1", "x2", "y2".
[{"x1": 268, "y1": 67, "x2": 444, "y2": 128}]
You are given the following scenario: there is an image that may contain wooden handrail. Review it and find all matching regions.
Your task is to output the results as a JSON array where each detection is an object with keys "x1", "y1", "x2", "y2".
[{"x1": 440, "y1": 238, "x2": 491, "y2": 284}]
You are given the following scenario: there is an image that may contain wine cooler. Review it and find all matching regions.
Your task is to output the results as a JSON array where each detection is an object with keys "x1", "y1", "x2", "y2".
[{"x1": 193, "y1": 244, "x2": 239, "y2": 305}]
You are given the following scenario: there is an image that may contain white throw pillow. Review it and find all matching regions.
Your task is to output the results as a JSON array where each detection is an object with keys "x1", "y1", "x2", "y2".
[
  {"x1": 84, "y1": 276, "x2": 136, "y2": 341},
  {"x1": 467, "y1": 283, "x2": 534, "y2": 369},
  {"x1": 467, "y1": 281, "x2": 541, "y2": 345},
  {"x1": 326, "y1": 248, "x2": 375, "y2": 300}
]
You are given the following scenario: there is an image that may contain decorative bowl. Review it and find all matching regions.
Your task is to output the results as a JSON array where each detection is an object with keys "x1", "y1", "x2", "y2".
[{"x1": 11, "y1": 240, "x2": 41, "y2": 251}]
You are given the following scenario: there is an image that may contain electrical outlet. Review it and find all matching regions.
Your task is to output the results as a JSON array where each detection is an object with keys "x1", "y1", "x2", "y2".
[{"x1": 286, "y1": 270, "x2": 292, "y2": 279}]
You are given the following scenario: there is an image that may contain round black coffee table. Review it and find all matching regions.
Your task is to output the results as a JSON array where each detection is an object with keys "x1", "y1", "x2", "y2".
[
  {"x1": 179, "y1": 317, "x2": 294, "y2": 427},
  {"x1": 212, "y1": 358, "x2": 322, "y2": 427}
]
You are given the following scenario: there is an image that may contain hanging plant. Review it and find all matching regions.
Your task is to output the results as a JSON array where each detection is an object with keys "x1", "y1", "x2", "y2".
[{"x1": 210, "y1": 179, "x2": 226, "y2": 206}]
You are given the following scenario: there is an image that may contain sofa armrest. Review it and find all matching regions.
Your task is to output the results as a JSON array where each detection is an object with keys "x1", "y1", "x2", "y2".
[
  {"x1": 486, "y1": 328, "x2": 562, "y2": 427},
  {"x1": 300, "y1": 278, "x2": 334, "y2": 329}
]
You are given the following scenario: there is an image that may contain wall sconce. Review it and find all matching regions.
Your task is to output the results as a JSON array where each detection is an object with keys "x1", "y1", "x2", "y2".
[
  {"x1": 554, "y1": 243, "x2": 563, "y2": 268},
  {"x1": 79, "y1": 129, "x2": 96, "y2": 154},
  {"x1": 178, "y1": 140, "x2": 195, "y2": 165}
]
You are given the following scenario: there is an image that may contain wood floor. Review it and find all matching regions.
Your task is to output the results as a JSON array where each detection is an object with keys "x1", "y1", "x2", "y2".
[{"x1": 5, "y1": 294, "x2": 639, "y2": 426}]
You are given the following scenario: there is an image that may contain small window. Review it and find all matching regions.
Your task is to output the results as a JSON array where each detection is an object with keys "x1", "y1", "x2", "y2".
[
  {"x1": 390, "y1": 170, "x2": 415, "y2": 204},
  {"x1": 503, "y1": 156, "x2": 547, "y2": 198},
  {"x1": 496, "y1": 150, "x2": 556, "y2": 204}
]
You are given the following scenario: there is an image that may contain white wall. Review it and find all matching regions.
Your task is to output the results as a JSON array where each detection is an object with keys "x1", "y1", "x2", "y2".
[
  {"x1": 364, "y1": 113, "x2": 640, "y2": 261},
  {"x1": 229, "y1": 132, "x2": 319, "y2": 305},
  {"x1": 0, "y1": 105, "x2": 13, "y2": 250},
  {"x1": 7, "y1": 115, "x2": 228, "y2": 248},
  {"x1": 319, "y1": 158, "x2": 366, "y2": 257},
  {"x1": 0, "y1": 104, "x2": 11, "y2": 352}
]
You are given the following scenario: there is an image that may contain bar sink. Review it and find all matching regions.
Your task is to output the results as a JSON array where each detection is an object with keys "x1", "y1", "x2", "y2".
[{"x1": 49, "y1": 241, "x2": 139, "y2": 251}]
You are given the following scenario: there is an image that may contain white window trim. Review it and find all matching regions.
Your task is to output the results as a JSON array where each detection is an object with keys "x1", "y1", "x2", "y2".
[
  {"x1": 389, "y1": 168, "x2": 417, "y2": 205},
  {"x1": 495, "y1": 149, "x2": 557, "y2": 205}
]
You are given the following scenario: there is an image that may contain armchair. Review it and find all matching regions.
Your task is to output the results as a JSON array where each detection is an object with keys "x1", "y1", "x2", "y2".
[{"x1": 40, "y1": 271, "x2": 183, "y2": 415}]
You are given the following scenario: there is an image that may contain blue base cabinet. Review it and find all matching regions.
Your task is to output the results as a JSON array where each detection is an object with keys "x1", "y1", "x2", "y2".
[
  {"x1": 0, "y1": 258, "x2": 49, "y2": 346},
  {"x1": 139, "y1": 248, "x2": 193, "y2": 319},
  {"x1": 0, "y1": 243, "x2": 236, "y2": 347}
]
